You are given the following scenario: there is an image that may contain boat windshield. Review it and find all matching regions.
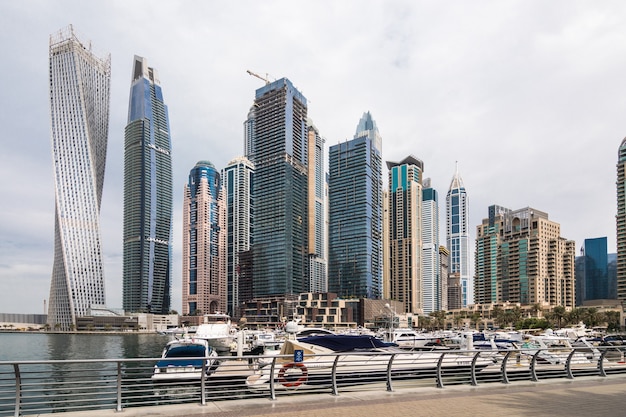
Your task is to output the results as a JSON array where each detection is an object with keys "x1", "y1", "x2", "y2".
[{"x1": 166, "y1": 345, "x2": 207, "y2": 358}]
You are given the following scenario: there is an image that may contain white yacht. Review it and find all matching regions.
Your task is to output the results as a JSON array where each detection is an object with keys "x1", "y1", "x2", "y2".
[{"x1": 194, "y1": 313, "x2": 237, "y2": 353}]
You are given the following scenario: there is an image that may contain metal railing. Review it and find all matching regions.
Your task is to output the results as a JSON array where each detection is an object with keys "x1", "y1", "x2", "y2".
[{"x1": 1, "y1": 345, "x2": 625, "y2": 416}]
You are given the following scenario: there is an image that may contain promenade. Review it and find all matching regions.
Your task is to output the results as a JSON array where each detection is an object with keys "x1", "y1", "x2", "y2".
[{"x1": 43, "y1": 375, "x2": 625, "y2": 417}]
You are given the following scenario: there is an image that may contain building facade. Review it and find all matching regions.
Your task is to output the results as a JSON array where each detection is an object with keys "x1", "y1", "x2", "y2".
[
  {"x1": 422, "y1": 179, "x2": 440, "y2": 314},
  {"x1": 250, "y1": 78, "x2": 309, "y2": 297},
  {"x1": 474, "y1": 206, "x2": 576, "y2": 307},
  {"x1": 328, "y1": 112, "x2": 383, "y2": 299},
  {"x1": 123, "y1": 55, "x2": 173, "y2": 314},
  {"x1": 439, "y1": 246, "x2": 450, "y2": 311},
  {"x1": 222, "y1": 156, "x2": 254, "y2": 316},
  {"x1": 182, "y1": 161, "x2": 226, "y2": 315},
  {"x1": 307, "y1": 123, "x2": 328, "y2": 293},
  {"x1": 48, "y1": 26, "x2": 110, "y2": 330},
  {"x1": 617, "y1": 138, "x2": 626, "y2": 302},
  {"x1": 576, "y1": 237, "x2": 613, "y2": 305},
  {"x1": 386, "y1": 155, "x2": 423, "y2": 314},
  {"x1": 446, "y1": 166, "x2": 472, "y2": 306}
]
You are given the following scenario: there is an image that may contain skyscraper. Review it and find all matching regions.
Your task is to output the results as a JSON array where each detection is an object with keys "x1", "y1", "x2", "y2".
[
  {"x1": 222, "y1": 156, "x2": 254, "y2": 316},
  {"x1": 123, "y1": 55, "x2": 173, "y2": 314},
  {"x1": 182, "y1": 161, "x2": 226, "y2": 315},
  {"x1": 251, "y1": 78, "x2": 308, "y2": 297},
  {"x1": 577, "y1": 237, "x2": 610, "y2": 304},
  {"x1": 422, "y1": 178, "x2": 440, "y2": 314},
  {"x1": 307, "y1": 122, "x2": 327, "y2": 293},
  {"x1": 617, "y1": 138, "x2": 626, "y2": 302},
  {"x1": 48, "y1": 26, "x2": 110, "y2": 330},
  {"x1": 446, "y1": 165, "x2": 472, "y2": 306},
  {"x1": 386, "y1": 156, "x2": 423, "y2": 313},
  {"x1": 474, "y1": 205, "x2": 575, "y2": 307},
  {"x1": 328, "y1": 112, "x2": 383, "y2": 299}
]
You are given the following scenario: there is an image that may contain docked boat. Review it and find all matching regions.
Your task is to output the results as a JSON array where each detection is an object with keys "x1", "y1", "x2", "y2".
[
  {"x1": 387, "y1": 328, "x2": 442, "y2": 349},
  {"x1": 246, "y1": 334, "x2": 493, "y2": 390},
  {"x1": 194, "y1": 312, "x2": 237, "y2": 353},
  {"x1": 519, "y1": 333, "x2": 599, "y2": 365},
  {"x1": 151, "y1": 337, "x2": 219, "y2": 381}
]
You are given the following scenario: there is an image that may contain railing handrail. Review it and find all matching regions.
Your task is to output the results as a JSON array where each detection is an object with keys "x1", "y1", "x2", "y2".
[{"x1": 1, "y1": 344, "x2": 625, "y2": 417}]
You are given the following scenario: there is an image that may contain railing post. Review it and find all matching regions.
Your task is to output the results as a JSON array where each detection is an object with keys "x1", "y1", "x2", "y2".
[
  {"x1": 386, "y1": 353, "x2": 396, "y2": 392},
  {"x1": 530, "y1": 351, "x2": 539, "y2": 382},
  {"x1": 598, "y1": 349, "x2": 608, "y2": 377},
  {"x1": 501, "y1": 351, "x2": 512, "y2": 384},
  {"x1": 13, "y1": 364, "x2": 20, "y2": 417},
  {"x1": 269, "y1": 357, "x2": 277, "y2": 401},
  {"x1": 201, "y1": 359, "x2": 207, "y2": 405},
  {"x1": 331, "y1": 355, "x2": 340, "y2": 395},
  {"x1": 470, "y1": 352, "x2": 479, "y2": 386},
  {"x1": 565, "y1": 349, "x2": 576, "y2": 379},
  {"x1": 436, "y1": 352, "x2": 445, "y2": 388},
  {"x1": 116, "y1": 361, "x2": 122, "y2": 412}
]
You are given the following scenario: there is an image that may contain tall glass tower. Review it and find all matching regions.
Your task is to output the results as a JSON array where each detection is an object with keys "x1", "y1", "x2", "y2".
[
  {"x1": 307, "y1": 122, "x2": 327, "y2": 293},
  {"x1": 386, "y1": 156, "x2": 423, "y2": 313},
  {"x1": 422, "y1": 178, "x2": 440, "y2": 314},
  {"x1": 222, "y1": 156, "x2": 254, "y2": 316},
  {"x1": 48, "y1": 26, "x2": 110, "y2": 330},
  {"x1": 446, "y1": 165, "x2": 472, "y2": 307},
  {"x1": 328, "y1": 112, "x2": 383, "y2": 299},
  {"x1": 182, "y1": 161, "x2": 225, "y2": 315},
  {"x1": 617, "y1": 138, "x2": 626, "y2": 302},
  {"x1": 251, "y1": 78, "x2": 308, "y2": 297},
  {"x1": 123, "y1": 55, "x2": 173, "y2": 314}
]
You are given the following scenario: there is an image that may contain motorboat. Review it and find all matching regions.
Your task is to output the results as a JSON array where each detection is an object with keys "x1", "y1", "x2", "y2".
[
  {"x1": 194, "y1": 312, "x2": 237, "y2": 353},
  {"x1": 151, "y1": 337, "x2": 219, "y2": 381},
  {"x1": 387, "y1": 328, "x2": 442, "y2": 349},
  {"x1": 519, "y1": 333, "x2": 599, "y2": 365},
  {"x1": 245, "y1": 334, "x2": 493, "y2": 390}
]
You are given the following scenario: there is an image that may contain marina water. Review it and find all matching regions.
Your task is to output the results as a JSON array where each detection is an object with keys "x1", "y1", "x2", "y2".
[{"x1": 0, "y1": 332, "x2": 171, "y2": 362}]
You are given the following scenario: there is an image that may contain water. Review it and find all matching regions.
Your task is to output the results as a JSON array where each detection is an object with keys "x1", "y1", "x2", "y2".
[{"x1": 0, "y1": 332, "x2": 171, "y2": 362}]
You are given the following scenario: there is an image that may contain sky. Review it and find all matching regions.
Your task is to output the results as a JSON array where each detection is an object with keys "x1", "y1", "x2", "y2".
[{"x1": 0, "y1": 1, "x2": 624, "y2": 315}]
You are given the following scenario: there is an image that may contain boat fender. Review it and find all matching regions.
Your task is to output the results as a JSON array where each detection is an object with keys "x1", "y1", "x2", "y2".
[{"x1": 278, "y1": 362, "x2": 308, "y2": 387}]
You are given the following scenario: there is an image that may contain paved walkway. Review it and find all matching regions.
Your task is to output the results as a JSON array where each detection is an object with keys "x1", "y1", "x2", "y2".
[{"x1": 29, "y1": 376, "x2": 626, "y2": 417}]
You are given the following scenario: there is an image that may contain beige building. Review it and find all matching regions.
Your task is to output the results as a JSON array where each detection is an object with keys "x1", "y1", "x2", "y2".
[
  {"x1": 475, "y1": 206, "x2": 575, "y2": 307},
  {"x1": 182, "y1": 161, "x2": 226, "y2": 316},
  {"x1": 386, "y1": 156, "x2": 424, "y2": 314}
]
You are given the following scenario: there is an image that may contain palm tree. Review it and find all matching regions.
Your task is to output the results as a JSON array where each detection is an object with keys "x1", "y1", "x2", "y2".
[
  {"x1": 552, "y1": 306, "x2": 566, "y2": 329},
  {"x1": 530, "y1": 303, "x2": 542, "y2": 318},
  {"x1": 469, "y1": 312, "x2": 482, "y2": 330},
  {"x1": 430, "y1": 310, "x2": 446, "y2": 330}
]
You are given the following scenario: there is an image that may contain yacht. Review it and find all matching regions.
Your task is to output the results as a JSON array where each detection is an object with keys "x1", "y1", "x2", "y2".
[{"x1": 194, "y1": 313, "x2": 237, "y2": 353}]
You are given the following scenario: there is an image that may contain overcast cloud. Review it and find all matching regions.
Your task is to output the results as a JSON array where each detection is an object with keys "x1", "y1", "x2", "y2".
[{"x1": 0, "y1": 1, "x2": 624, "y2": 314}]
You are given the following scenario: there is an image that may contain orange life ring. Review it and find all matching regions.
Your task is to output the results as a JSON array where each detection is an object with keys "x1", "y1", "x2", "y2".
[{"x1": 278, "y1": 362, "x2": 308, "y2": 387}]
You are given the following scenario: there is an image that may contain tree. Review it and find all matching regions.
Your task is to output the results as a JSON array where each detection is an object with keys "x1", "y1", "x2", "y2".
[
  {"x1": 552, "y1": 306, "x2": 566, "y2": 328},
  {"x1": 429, "y1": 311, "x2": 446, "y2": 330},
  {"x1": 469, "y1": 312, "x2": 482, "y2": 330},
  {"x1": 530, "y1": 303, "x2": 542, "y2": 318}
]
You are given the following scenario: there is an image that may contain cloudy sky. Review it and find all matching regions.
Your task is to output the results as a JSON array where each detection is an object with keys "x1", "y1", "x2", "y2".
[{"x1": 1, "y1": 1, "x2": 624, "y2": 314}]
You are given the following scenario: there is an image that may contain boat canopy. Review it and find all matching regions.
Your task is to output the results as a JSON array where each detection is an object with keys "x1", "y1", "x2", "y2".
[{"x1": 299, "y1": 335, "x2": 397, "y2": 352}]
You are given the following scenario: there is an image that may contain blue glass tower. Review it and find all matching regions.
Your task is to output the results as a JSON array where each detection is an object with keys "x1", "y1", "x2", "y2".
[
  {"x1": 123, "y1": 56, "x2": 173, "y2": 314},
  {"x1": 446, "y1": 165, "x2": 472, "y2": 307},
  {"x1": 251, "y1": 78, "x2": 308, "y2": 297},
  {"x1": 579, "y1": 237, "x2": 610, "y2": 303},
  {"x1": 328, "y1": 112, "x2": 383, "y2": 299}
]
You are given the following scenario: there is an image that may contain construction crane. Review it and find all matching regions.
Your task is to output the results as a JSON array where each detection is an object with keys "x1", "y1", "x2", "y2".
[{"x1": 246, "y1": 69, "x2": 271, "y2": 85}]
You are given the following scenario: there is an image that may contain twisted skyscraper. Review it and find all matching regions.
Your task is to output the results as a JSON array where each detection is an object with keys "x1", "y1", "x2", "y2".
[{"x1": 48, "y1": 26, "x2": 110, "y2": 330}]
